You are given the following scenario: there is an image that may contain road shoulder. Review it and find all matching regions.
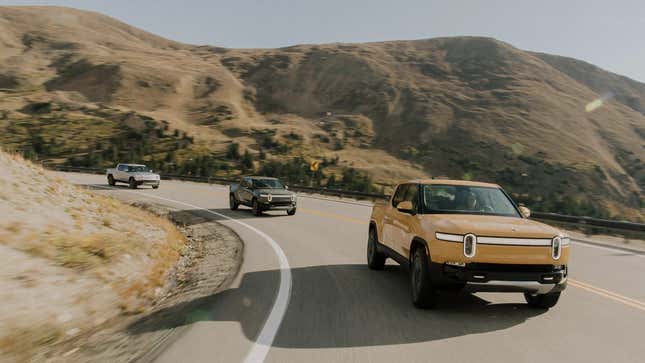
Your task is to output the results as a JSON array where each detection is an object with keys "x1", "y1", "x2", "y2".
[{"x1": 47, "y1": 202, "x2": 244, "y2": 363}]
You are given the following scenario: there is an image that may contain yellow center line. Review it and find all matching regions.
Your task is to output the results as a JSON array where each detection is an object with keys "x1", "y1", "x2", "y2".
[
  {"x1": 568, "y1": 279, "x2": 645, "y2": 311},
  {"x1": 299, "y1": 206, "x2": 645, "y2": 312}
]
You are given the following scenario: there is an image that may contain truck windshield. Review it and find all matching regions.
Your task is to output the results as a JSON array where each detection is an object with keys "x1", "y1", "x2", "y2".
[
  {"x1": 252, "y1": 178, "x2": 284, "y2": 189},
  {"x1": 420, "y1": 184, "x2": 520, "y2": 217},
  {"x1": 127, "y1": 165, "x2": 151, "y2": 172}
]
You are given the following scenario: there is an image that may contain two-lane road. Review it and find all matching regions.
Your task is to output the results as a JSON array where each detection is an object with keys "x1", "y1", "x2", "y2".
[{"x1": 59, "y1": 173, "x2": 645, "y2": 363}]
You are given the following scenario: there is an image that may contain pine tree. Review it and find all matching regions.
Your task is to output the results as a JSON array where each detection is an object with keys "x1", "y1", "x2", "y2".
[
  {"x1": 241, "y1": 150, "x2": 254, "y2": 171},
  {"x1": 226, "y1": 143, "x2": 240, "y2": 160}
]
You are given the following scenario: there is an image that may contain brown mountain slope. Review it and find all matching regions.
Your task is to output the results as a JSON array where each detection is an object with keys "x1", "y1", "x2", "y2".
[{"x1": 0, "y1": 6, "x2": 643, "y2": 220}]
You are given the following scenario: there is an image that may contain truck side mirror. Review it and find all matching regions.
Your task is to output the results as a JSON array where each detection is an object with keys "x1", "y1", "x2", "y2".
[
  {"x1": 285, "y1": 185, "x2": 289, "y2": 190},
  {"x1": 397, "y1": 201, "x2": 416, "y2": 215},
  {"x1": 519, "y1": 206, "x2": 531, "y2": 218}
]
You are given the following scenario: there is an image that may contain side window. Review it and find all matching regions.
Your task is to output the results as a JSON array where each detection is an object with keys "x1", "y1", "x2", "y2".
[
  {"x1": 391, "y1": 184, "x2": 408, "y2": 207},
  {"x1": 243, "y1": 178, "x2": 252, "y2": 188},
  {"x1": 117, "y1": 165, "x2": 125, "y2": 171},
  {"x1": 405, "y1": 184, "x2": 419, "y2": 210}
]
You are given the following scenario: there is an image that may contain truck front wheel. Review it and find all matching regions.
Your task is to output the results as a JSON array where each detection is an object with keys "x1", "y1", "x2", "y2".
[
  {"x1": 367, "y1": 228, "x2": 386, "y2": 270},
  {"x1": 411, "y1": 246, "x2": 436, "y2": 309},
  {"x1": 107, "y1": 174, "x2": 115, "y2": 186},
  {"x1": 251, "y1": 198, "x2": 261, "y2": 216},
  {"x1": 129, "y1": 178, "x2": 137, "y2": 189}
]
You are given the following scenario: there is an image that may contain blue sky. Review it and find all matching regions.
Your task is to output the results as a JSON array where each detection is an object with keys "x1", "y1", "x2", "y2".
[{"x1": 3, "y1": 0, "x2": 644, "y2": 82}]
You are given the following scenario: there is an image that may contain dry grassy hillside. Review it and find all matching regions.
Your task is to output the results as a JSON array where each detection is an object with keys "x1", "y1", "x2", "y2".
[
  {"x1": 0, "y1": 150, "x2": 185, "y2": 361},
  {"x1": 534, "y1": 52, "x2": 645, "y2": 116},
  {"x1": 0, "y1": 6, "x2": 643, "y2": 220}
]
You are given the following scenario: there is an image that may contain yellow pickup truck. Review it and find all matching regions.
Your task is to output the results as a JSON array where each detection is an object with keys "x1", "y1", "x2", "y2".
[{"x1": 368, "y1": 179, "x2": 569, "y2": 309}]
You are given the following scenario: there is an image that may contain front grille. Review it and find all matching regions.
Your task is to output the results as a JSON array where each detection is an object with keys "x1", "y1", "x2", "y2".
[
  {"x1": 466, "y1": 263, "x2": 556, "y2": 273},
  {"x1": 271, "y1": 201, "x2": 293, "y2": 206}
]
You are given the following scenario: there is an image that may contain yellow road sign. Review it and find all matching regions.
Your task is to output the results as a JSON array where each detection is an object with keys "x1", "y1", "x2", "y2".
[{"x1": 310, "y1": 160, "x2": 320, "y2": 172}]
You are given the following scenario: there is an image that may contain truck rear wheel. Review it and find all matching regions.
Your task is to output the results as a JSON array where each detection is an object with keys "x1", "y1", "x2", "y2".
[
  {"x1": 524, "y1": 291, "x2": 561, "y2": 309},
  {"x1": 230, "y1": 194, "x2": 239, "y2": 210},
  {"x1": 411, "y1": 246, "x2": 436, "y2": 309},
  {"x1": 367, "y1": 228, "x2": 386, "y2": 270}
]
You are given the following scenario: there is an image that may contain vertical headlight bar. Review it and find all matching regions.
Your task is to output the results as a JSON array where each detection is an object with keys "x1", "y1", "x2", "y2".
[
  {"x1": 463, "y1": 233, "x2": 477, "y2": 258},
  {"x1": 552, "y1": 236, "x2": 562, "y2": 260}
]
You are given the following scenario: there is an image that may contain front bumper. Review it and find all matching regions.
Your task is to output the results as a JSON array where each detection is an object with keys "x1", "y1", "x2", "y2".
[
  {"x1": 432, "y1": 262, "x2": 568, "y2": 294},
  {"x1": 464, "y1": 279, "x2": 567, "y2": 294},
  {"x1": 257, "y1": 195, "x2": 296, "y2": 210},
  {"x1": 258, "y1": 201, "x2": 296, "y2": 210},
  {"x1": 136, "y1": 179, "x2": 160, "y2": 186}
]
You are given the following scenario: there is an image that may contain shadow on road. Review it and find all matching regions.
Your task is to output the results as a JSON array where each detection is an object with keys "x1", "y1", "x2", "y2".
[
  {"x1": 172, "y1": 208, "x2": 290, "y2": 223},
  {"x1": 128, "y1": 264, "x2": 545, "y2": 348}
]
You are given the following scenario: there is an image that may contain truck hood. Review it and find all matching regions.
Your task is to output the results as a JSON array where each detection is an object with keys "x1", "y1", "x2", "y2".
[{"x1": 425, "y1": 214, "x2": 560, "y2": 238}]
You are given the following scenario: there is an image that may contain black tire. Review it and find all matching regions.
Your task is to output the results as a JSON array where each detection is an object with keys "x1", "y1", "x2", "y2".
[
  {"x1": 107, "y1": 174, "x2": 115, "y2": 186},
  {"x1": 287, "y1": 208, "x2": 296, "y2": 216},
  {"x1": 251, "y1": 198, "x2": 262, "y2": 216},
  {"x1": 524, "y1": 291, "x2": 561, "y2": 309},
  {"x1": 410, "y1": 246, "x2": 436, "y2": 309},
  {"x1": 367, "y1": 228, "x2": 386, "y2": 270},
  {"x1": 152, "y1": 185, "x2": 159, "y2": 189},
  {"x1": 129, "y1": 178, "x2": 137, "y2": 189},
  {"x1": 230, "y1": 194, "x2": 239, "y2": 211}
]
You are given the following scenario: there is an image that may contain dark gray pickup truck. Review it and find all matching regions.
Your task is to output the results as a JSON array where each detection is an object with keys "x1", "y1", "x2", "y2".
[{"x1": 229, "y1": 176, "x2": 297, "y2": 216}]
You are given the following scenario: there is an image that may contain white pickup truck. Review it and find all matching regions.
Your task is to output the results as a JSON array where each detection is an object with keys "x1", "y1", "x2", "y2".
[{"x1": 106, "y1": 163, "x2": 160, "y2": 189}]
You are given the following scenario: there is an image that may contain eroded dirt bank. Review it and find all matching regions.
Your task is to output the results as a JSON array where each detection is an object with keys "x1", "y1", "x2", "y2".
[{"x1": 40, "y1": 203, "x2": 244, "y2": 362}]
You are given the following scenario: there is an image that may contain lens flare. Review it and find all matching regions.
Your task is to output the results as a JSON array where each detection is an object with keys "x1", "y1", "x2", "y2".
[
  {"x1": 585, "y1": 98, "x2": 603, "y2": 112},
  {"x1": 585, "y1": 92, "x2": 613, "y2": 112}
]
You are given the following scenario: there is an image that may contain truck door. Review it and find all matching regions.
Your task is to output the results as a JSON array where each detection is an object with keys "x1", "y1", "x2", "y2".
[
  {"x1": 382, "y1": 184, "x2": 408, "y2": 249},
  {"x1": 116, "y1": 164, "x2": 126, "y2": 181},
  {"x1": 239, "y1": 177, "x2": 253, "y2": 203},
  {"x1": 392, "y1": 183, "x2": 420, "y2": 257}
]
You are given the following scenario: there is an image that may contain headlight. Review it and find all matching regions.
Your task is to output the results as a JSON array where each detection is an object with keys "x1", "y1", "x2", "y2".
[
  {"x1": 435, "y1": 232, "x2": 463, "y2": 242},
  {"x1": 552, "y1": 236, "x2": 562, "y2": 260},
  {"x1": 259, "y1": 194, "x2": 272, "y2": 201},
  {"x1": 463, "y1": 234, "x2": 477, "y2": 258},
  {"x1": 267, "y1": 194, "x2": 272, "y2": 202},
  {"x1": 291, "y1": 194, "x2": 295, "y2": 202}
]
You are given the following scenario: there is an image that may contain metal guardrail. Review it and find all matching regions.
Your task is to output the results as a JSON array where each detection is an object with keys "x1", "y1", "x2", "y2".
[
  {"x1": 47, "y1": 165, "x2": 391, "y2": 200},
  {"x1": 47, "y1": 165, "x2": 645, "y2": 233},
  {"x1": 531, "y1": 212, "x2": 645, "y2": 233}
]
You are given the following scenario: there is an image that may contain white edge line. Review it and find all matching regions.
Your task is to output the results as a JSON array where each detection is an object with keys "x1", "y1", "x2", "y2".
[
  {"x1": 91, "y1": 185, "x2": 291, "y2": 363},
  {"x1": 572, "y1": 240, "x2": 644, "y2": 258}
]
